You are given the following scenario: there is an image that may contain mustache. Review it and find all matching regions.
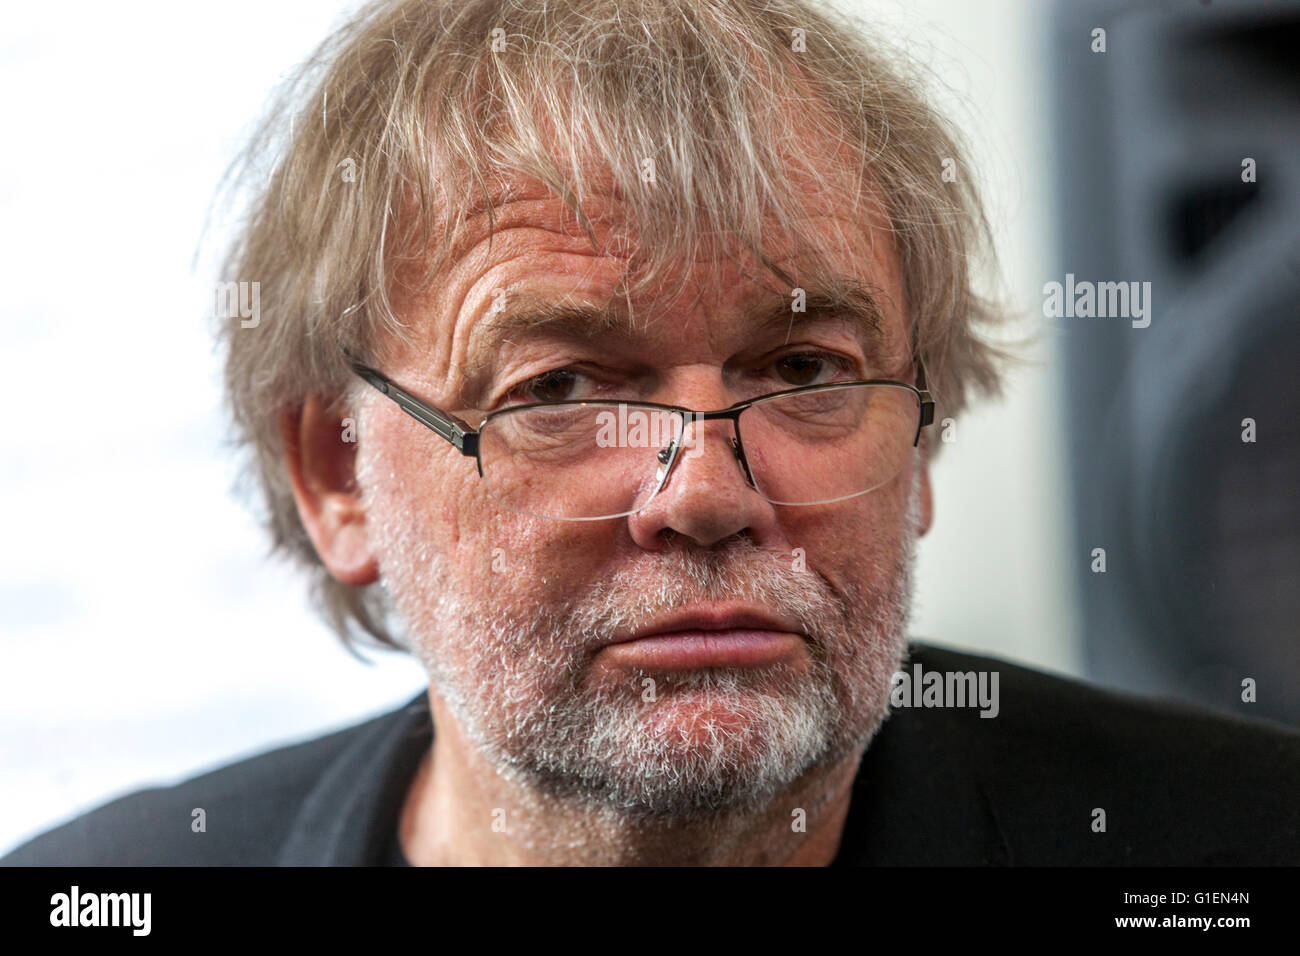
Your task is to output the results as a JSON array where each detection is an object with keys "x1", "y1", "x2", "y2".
[{"x1": 556, "y1": 541, "x2": 850, "y2": 649}]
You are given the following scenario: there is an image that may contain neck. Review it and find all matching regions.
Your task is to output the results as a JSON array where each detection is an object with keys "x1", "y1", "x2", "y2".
[{"x1": 398, "y1": 692, "x2": 861, "y2": 866}]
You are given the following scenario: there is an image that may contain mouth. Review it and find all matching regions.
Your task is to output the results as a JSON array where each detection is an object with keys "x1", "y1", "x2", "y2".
[{"x1": 599, "y1": 603, "x2": 806, "y2": 670}]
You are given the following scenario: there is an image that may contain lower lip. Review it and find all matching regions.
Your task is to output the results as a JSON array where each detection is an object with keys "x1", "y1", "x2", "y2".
[{"x1": 601, "y1": 630, "x2": 804, "y2": 669}]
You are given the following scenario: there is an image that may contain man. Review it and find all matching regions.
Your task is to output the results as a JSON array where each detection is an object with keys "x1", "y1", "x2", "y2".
[{"x1": 5, "y1": 0, "x2": 1297, "y2": 866}]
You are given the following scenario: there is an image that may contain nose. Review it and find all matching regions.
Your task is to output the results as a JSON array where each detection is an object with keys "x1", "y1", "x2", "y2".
[{"x1": 626, "y1": 412, "x2": 781, "y2": 550}]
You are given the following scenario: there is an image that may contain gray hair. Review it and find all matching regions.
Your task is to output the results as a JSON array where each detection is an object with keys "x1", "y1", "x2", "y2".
[{"x1": 216, "y1": 0, "x2": 1013, "y2": 653}]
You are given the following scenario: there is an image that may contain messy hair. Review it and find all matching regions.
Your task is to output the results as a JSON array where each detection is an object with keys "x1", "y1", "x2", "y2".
[{"x1": 217, "y1": 0, "x2": 1013, "y2": 653}]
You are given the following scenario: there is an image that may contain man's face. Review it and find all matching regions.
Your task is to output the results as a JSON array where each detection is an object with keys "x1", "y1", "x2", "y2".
[{"x1": 355, "y1": 181, "x2": 930, "y2": 818}]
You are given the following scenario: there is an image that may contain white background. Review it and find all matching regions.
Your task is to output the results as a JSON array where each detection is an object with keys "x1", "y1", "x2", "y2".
[{"x1": 0, "y1": 0, "x2": 1077, "y2": 856}]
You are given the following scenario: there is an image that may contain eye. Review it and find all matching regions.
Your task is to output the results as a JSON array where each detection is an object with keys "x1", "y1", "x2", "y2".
[
  {"x1": 770, "y1": 352, "x2": 854, "y2": 387},
  {"x1": 506, "y1": 368, "x2": 584, "y2": 404}
]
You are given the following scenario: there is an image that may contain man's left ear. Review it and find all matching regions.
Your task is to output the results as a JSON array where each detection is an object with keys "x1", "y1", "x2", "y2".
[
  {"x1": 279, "y1": 395, "x2": 379, "y2": 586},
  {"x1": 916, "y1": 431, "x2": 934, "y2": 537}
]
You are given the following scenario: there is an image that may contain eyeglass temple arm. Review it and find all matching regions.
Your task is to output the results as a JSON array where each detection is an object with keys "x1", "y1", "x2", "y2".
[
  {"x1": 915, "y1": 356, "x2": 935, "y2": 439},
  {"x1": 348, "y1": 359, "x2": 479, "y2": 457}
]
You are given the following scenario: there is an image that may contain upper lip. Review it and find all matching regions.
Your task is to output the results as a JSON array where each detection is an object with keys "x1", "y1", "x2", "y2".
[{"x1": 605, "y1": 604, "x2": 801, "y2": 647}]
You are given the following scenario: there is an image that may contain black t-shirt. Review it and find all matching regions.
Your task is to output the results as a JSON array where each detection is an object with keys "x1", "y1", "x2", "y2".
[{"x1": 384, "y1": 827, "x2": 411, "y2": 867}]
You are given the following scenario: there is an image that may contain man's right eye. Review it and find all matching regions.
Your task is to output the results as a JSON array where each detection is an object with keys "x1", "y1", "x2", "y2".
[{"x1": 507, "y1": 368, "x2": 582, "y2": 404}]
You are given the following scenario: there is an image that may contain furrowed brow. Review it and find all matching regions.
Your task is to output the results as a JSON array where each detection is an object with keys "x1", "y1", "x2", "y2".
[
  {"x1": 751, "y1": 280, "x2": 888, "y2": 346},
  {"x1": 465, "y1": 293, "x2": 633, "y2": 374},
  {"x1": 463, "y1": 280, "x2": 890, "y2": 376}
]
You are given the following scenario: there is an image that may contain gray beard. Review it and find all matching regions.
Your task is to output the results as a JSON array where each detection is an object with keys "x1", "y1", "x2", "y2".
[
  {"x1": 372, "y1": 488, "x2": 919, "y2": 824},
  {"x1": 361, "y1": 455, "x2": 920, "y2": 822}
]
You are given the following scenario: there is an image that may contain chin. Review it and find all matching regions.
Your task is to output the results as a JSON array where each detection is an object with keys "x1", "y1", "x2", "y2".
[
  {"x1": 638, "y1": 683, "x2": 799, "y2": 749},
  {"x1": 558, "y1": 679, "x2": 837, "y2": 816}
]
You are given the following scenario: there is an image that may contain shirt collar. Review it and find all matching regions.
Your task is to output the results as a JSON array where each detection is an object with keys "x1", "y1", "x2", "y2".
[{"x1": 277, "y1": 693, "x2": 433, "y2": 866}]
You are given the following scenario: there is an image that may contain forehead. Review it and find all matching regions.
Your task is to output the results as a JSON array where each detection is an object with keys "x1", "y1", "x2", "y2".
[{"x1": 386, "y1": 162, "x2": 907, "y2": 377}]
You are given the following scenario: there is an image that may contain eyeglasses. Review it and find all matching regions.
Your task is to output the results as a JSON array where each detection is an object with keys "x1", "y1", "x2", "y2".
[{"x1": 347, "y1": 354, "x2": 934, "y2": 521}]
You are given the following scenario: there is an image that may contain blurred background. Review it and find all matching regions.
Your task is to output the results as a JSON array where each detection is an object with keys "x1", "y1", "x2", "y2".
[{"x1": 2, "y1": 0, "x2": 1294, "y2": 857}]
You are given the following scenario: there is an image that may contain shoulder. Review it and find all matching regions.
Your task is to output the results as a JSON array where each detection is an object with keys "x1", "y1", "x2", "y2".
[
  {"x1": 899, "y1": 644, "x2": 1300, "y2": 864},
  {"x1": 907, "y1": 643, "x2": 1300, "y2": 764},
  {"x1": 1, "y1": 704, "x2": 411, "y2": 866}
]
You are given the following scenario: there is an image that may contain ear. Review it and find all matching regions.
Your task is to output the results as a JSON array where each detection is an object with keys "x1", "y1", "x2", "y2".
[
  {"x1": 279, "y1": 396, "x2": 379, "y2": 586},
  {"x1": 915, "y1": 431, "x2": 934, "y2": 537}
]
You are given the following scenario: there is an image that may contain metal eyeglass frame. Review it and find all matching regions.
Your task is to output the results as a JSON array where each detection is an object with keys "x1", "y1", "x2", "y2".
[{"x1": 345, "y1": 350, "x2": 935, "y2": 517}]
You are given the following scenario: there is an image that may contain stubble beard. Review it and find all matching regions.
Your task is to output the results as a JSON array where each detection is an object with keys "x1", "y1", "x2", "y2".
[{"x1": 368, "y1": 485, "x2": 919, "y2": 824}]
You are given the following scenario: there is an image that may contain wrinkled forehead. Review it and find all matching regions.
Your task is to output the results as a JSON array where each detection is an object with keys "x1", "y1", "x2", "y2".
[{"x1": 386, "y1": 163, "x2": 906, "y2": 369}]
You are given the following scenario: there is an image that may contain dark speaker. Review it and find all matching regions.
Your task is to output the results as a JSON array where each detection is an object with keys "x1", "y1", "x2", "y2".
[{"x1": 1049, "y1": 0, "x2": 1300, "y2": 724}]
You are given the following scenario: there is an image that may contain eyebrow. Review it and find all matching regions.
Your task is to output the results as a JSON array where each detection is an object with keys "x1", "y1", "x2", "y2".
[{"x1": 465, "y1": 279, "x2": 889, "y2": 374}]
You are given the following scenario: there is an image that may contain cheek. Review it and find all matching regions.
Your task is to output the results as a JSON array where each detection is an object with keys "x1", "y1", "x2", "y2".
[
  {"x1": 474, "y1": 511, "x2": 623, "y2": 607},
  {"x1": 359, "y1": 411, "x2": 472, "y2": 574},
  {"x1": 367, "y1": 411, "x2": 621, "y2": 604},
  {"x1": 778, "y1": 468, "x2": 914, "y2": 589}
]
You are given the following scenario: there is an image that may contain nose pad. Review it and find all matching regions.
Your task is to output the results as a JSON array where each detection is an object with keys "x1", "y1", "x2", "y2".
[
  {"x1": 728, "y1": 434, "x2": 757, "y2": 489},
  {"x1": 655, "y1": 442, "x2": 676, "y2": 484},
  {"x1": 652, "y1": 424, "x2": 755, "y2": 493}
]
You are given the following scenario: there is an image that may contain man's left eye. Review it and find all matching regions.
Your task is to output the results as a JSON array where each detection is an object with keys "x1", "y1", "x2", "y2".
[{"x1": 769, "y1": 352, "x2": 853, "y2": 387}]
